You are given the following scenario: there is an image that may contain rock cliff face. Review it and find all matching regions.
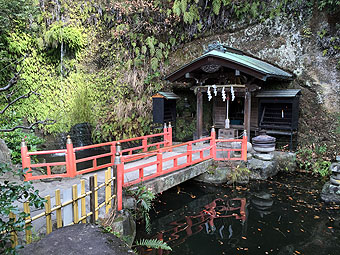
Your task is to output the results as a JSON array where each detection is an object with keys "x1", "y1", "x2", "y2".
[{"x1": 168, "y1": 10, "x2": 339, "y2": 153}]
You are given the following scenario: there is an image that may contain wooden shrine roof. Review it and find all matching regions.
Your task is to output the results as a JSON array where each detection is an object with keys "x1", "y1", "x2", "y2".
[{"x1": 165, "y1": 46, "x2": 293, "y2": 83}]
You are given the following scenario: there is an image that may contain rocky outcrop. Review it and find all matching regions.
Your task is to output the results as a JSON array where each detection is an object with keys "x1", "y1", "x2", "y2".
[
  {"x1": 321, "y1": 181, "x2": 340, "y2": 203},
  {"x1": 0, "y1": 138, "x2": 12, "y2": 165},
  {"x1": 195, "y1": 151, "x2": 297, "y2": 184},
  {"x1": 108, "y1": 210, "x2": 136, "y2": 247}
]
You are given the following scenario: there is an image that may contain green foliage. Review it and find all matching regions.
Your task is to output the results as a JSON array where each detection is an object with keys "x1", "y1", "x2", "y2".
[
  {"x1": 0, "y1": 0, "x2": 37, "y2": 34},
  {"x1": 227, "y1": 164, "x2": 251, "y2": 184},
  {"x1": 212, "y1": 0, "x2": 222, "y2": 15},
  {"x1": 317, "y1": 0, "x2": 340, "y2": 13},
  {"x1": 0, "y1": 129, "x2": 44, "y2": 164},
  {"x1": 45, "y1": 21, "x2": 86, "y2": 55},
  {"x1": 135, "y1": 239, "x2": 172, "y2": 251},
  {"x1": 126, "y1": 185, "x2": 155, "y2": 234},
  {"x1": 0, "y1": 164, "x2": 45, "y2": 254},
  {"x1": 297, "y1": 145, "x2": 331, "y2": 177},
  {"x1": 176, "y1": 117, "x2": 196, "y2": 141}
]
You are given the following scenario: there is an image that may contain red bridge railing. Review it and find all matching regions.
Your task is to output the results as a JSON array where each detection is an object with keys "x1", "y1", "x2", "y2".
[
  {"x1": 21, "y1": 125, "x2": 247, "y2": 211},
  {"x1": 21, "y1": 124, "x2": 172, "y2": 181}
]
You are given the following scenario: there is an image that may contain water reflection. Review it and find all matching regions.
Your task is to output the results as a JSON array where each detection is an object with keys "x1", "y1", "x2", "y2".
[
  {"x1": 139, "y1": 196, "x2": 249, "y2": 254},
  {"x1": 251, "y1": 191, "x2": 273, "y2": 218},
  {"x1": 137, "y1": 172, "x2": 340, "y2": 255}
]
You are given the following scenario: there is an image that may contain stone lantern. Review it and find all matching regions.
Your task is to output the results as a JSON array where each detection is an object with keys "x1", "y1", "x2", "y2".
[
  {"x1": 252, "y1": 130, "x2": 276, "y2": 160},
  {"x1": 329, "y1": 156, "x2": 340, "y2": 193},
  {"x1": 321, "y1": 156, "x2": 340, "y2": 203}
]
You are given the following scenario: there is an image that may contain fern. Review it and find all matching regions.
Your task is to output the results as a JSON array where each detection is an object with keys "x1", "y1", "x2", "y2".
[
  {"x1": 212, "y1": 0, "x2": 222, "y2": 15},
  {"x1": 173, "y1": 0, "x2": 182, "y2": 16},
  {"x1": 135, "y1": 239, "x2": 172, "y2": 251},
  {"x1": 180, "y1": 0, "x2": 188, "y2": 14},
  {"x1": 222, "y1": 0, "x2": 231, "y2": 6}
]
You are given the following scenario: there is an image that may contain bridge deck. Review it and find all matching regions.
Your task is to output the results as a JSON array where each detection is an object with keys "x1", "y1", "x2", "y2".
[{"x1": 123, "y1": 143, "x2": 211, "y2": 184}]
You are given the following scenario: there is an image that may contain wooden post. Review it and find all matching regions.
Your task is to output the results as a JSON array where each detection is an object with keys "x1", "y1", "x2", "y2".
[
  {"x1": 244, "y1": 90, "x2": 251, "y2": 142},
  {"x1": 110, "y1": 142, "x2": 116, "y2": 164},
  {"x1": 72, "y1": 185, "x2": 79, "y2": 224},
  {"x1": 80, "y1": 180, "x2": 86, "y2": 223},
  {"x1": 9, "y1": 213, "x2": 18, "y2": 247},
  {"x1": 89, "y1": 176, "x2": 96, "y2": 223},
  {"x1": 197, "y1": 89, "x2": 203, "y2": 139},
  {"x1": 115, "y1": 152, "x2": 124, "y2": 211},
  {"x1": 187, "y1": 143, "x2": 192, "y2": 164},
  {"x1": 105, "y1": 168, "x2": 112, "y2": 214},
  {"x1": 112, "y1": 164, "x2": 118, "y2": 211},
  {"x1": 168, "y1": 122, "x2": 173, "y2": 147},
  {"x1": 66, "y1": 136, "x2": 77, "y2": 177},
  {"x1": 94, "y1": 174, "x2": 98, "y2": 220},
  {"x1": 23, "y1": 202, "x2": 32, "y2": 244},
  {"x1": 210, "y1": 126, "x2": 216, "y2": 160},
  {"x1": 45, "y1": 195, "x2": 52, "y2": 234},
  {"x1": 163, "y1": 123, "x2": 168, "y2": 147},
  {"x1": 242, "y1": 130, "x2": 248, "y2": 161},
  {"x1": 142, "y1": 138, "x2": 148, "y2": 152},
  {"x1": 157, "y1": 151, "x2": 163, "y2": 174},
  {"x1": 55, "y1": 189, "x2": 62, "y2": 228},
  {"x1": 21, "y1": 139, "x2": 32, "y2": 181}
]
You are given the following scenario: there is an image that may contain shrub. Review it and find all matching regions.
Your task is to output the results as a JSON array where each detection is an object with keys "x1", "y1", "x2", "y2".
[
  {"x1": 0, "y1": 130, "x2": 44, "y2": 164},
  {"x1": 296, "y1": 144, "x2": 331, "y2": 177},
  {"x1": 0, "y1": 164, "x2": 45, "y2": 254}
]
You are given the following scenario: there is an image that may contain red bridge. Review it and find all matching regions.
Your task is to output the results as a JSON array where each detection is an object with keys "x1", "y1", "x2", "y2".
[{"x1": 21, "y1": 125, "x2": 247, "y2": 210}]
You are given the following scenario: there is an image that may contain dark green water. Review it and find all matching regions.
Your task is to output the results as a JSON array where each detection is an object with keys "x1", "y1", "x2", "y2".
[{"x1": 136, "y1": 172, "x2": 340, "y2": 255}]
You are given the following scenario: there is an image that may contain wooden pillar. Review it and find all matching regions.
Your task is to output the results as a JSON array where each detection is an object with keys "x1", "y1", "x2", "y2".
[
  {"x1": 197, "y1": 89, "x2": 203, "y2": 139},
  {"x1": 244, "y1": 90, "x2": 251, "y2": 142}
]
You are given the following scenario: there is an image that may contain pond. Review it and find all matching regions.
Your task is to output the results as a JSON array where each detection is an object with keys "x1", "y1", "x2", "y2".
[{"x1": 136, "y1": 172, "x2": 340, "y2": 255}]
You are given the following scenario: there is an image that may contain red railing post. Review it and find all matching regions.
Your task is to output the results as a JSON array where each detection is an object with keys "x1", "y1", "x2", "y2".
[
  {"x1": 210, "y1": 126, "x2": 216, "y2": 160},
  {"x1": 157, "y1": 151, "x2": 163, "y2": 174},
  {"x1": 142, "y1": 138, "x2": 147, "y2": 152},
  {"x1": 168, "y1": 122, "x2": 173, "y2": 147},
  {"x1": 187, "y1": 143, "x2": 192, "y2": 164},
  {"x1": 21, "y1": 139, "x2": 32, "y2": 181},
  {"x1": 110, "y1": 142, "x2": 116, "y2": 164},
  {"x1": 114, "y1": 152, "x2": 124, "y2": 211},
  {"x1": 66, "y1": 136, "x2": 77, "y2": 178},
  {"x1": 163, "y1": 123, "x2": 168, "y2": 147},
  {"x1": 242, "y1": 130, "x2": 248, "y2": 161}
]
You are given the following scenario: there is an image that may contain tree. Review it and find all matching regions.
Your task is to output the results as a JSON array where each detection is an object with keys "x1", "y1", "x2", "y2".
[{"x1": 0, "y1": 0, "x2": 55, "y2": 132}]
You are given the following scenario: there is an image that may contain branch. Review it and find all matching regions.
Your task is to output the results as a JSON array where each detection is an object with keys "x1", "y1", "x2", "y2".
[
  {"x1": 0, "y1": 55, "x2": 27, "y2": 92},
  {"x1": 0, "y1": 90, "x2": 40, "y2": 114},
  {"x1": 0, "y1": 119, "x2": 56, "y2": 132}
]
